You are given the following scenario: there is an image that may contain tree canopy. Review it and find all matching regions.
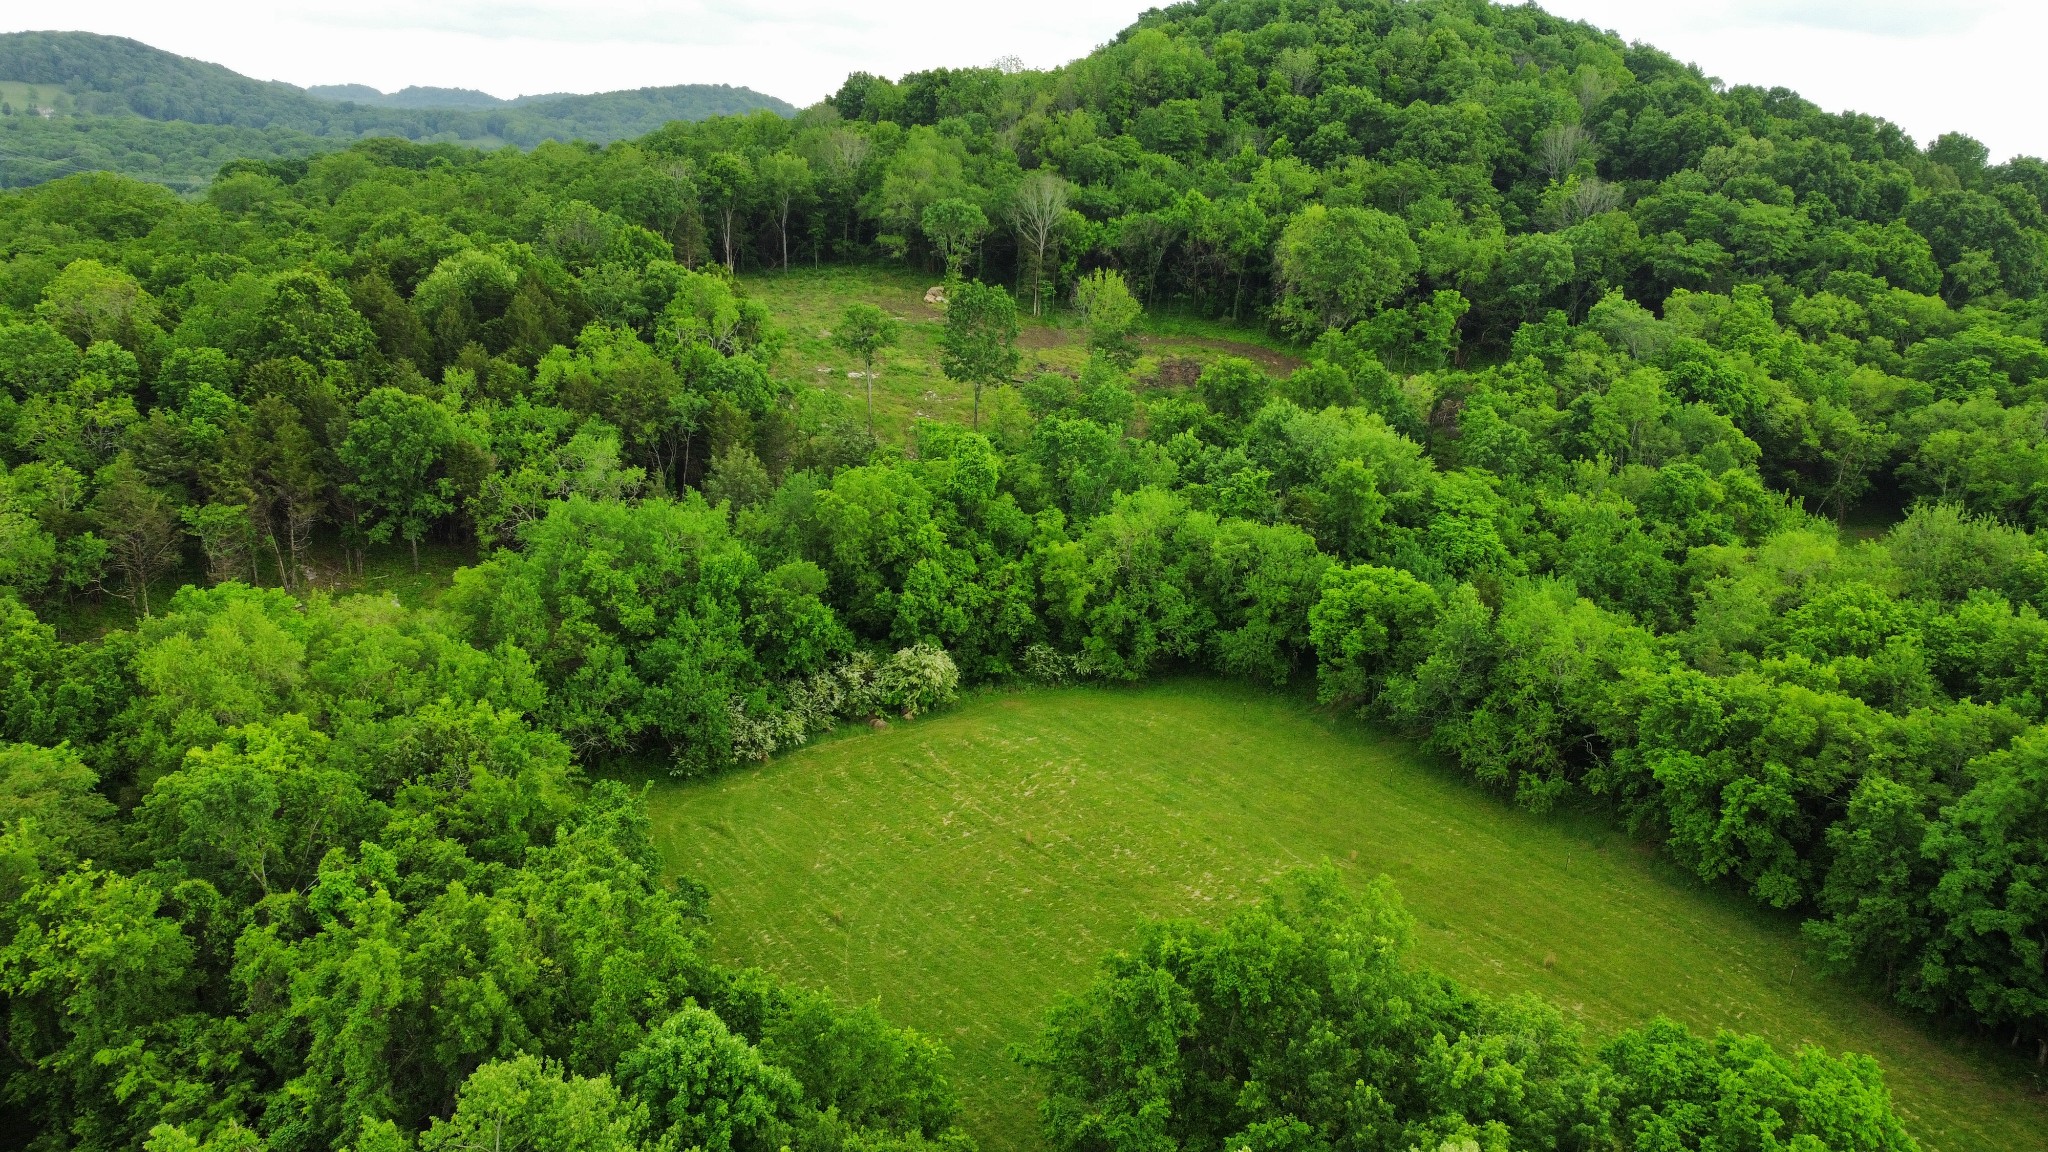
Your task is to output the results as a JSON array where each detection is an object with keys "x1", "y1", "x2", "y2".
[{"x1": 5, "y1": 0, "x2": 2048, "y2": 1144}]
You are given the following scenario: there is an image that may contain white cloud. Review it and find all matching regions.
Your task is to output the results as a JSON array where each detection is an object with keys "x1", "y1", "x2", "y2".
[
  {"x1": 1723, "y1": 0, "x2": 1996, "y2": 37},
  {"x1": 1542, "y1": 0, "x2": 2046, "y2": 159},
  {"x1": 293, "y1": 1, "x2": 882, "y2": 49},
  {"x1": 5, "y1": 1, "x2": 1137, "y2": 103},
  {"x1": 3, "y1": 1, "x2": 2045, "y2": 158}
]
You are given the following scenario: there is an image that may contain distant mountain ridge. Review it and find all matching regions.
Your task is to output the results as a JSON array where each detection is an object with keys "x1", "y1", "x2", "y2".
[
  {"x1": 0, "y1": 30, "x2": 794, "y2": 188},
  {"x1": 0, "y1": 31, "x2": 794, "y2": 131},
  {"x1": 304, "y1": 84, "x2": 598, "y2": 111},
  {"x1": 306, "y1": 84, "x2": 513, "y2": 110}
]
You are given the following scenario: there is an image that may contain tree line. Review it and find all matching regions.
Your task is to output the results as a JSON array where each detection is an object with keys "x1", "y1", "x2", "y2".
[
  {"x1": 2, "y1": 584, "x2": 975, "y2": 1152},
  {"x1": 1031, "y1": 868, "x2": 1916, "y2": 1152}
]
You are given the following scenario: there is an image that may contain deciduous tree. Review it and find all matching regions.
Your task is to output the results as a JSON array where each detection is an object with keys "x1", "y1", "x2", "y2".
[
  {"x1": 834, "y1": 303, "x2": 899, "y2": 433},
  {"x1": 938, "y1": 280, "x2": 1019, "y2": 430}
]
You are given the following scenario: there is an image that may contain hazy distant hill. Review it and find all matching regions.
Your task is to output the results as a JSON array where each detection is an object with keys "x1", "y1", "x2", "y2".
[
  {"x1": 304, "y1": 84, "x2": 532, "y2": 110},
  {"x1": 0, "y1": 30, "x2": 794, "y2": 189}
]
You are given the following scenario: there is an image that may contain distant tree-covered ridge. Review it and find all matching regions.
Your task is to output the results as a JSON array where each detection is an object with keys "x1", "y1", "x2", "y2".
[
  {"x1": 304, "y1": 85, "x2": 549, "y2": 110},
  {"x1": 0, "y1": 30, "x2": 794, "y2": 188}
]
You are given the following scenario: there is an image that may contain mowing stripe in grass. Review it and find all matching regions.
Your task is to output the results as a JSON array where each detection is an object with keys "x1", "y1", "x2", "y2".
[{"x1": 643, "y1": 679, "x2": 2047, "y2": 1152}]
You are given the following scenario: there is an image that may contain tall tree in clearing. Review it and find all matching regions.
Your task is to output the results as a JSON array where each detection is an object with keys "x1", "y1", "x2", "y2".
[
  {"x1": 1072, "y1": 268, "x2": 1143, "y2": 371},
  {"x1": 922, "y1": 198, "x2": 989, "y2": 280},
  {"x1": 937, "y1": 279, "x2": 1019, "y2": 430},
  {"x1": 833, "y1": 302, "x2": 898, "y2": 432}
]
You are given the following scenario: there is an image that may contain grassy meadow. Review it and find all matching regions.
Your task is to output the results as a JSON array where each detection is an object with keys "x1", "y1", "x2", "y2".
[
  {"x1": 739, "y1": 265, "x2": 1301, "y2": 443},
  {"x1": 644, "y1": 680, "x2": 2048, "y2": 1152}
]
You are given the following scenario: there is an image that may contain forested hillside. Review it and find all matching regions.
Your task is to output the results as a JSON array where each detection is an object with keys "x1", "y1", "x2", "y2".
[
  {"x1": 0, "y1": 31, "x2": 793, "y2": 189},
  {"x1": 303, "y1": 85, "x2": 573, "y2": 111},
  {"x1": 3, "y1": 0, "x2": 2047, "y2": 1148}
]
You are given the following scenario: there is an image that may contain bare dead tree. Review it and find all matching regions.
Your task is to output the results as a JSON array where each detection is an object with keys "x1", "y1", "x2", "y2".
[
  {"x1": 1537, "y1": 123, "x2": 1592, "y2": 183},
  {"x1": 1009, "y1": 170, "x2": 1069, "y2": 316},
  {"x1": 1566, "y1": 175, "x2": 1623, "y2": 223},
  {"x1": 820, "y1": 128, "x2": 872, "y2": 179},
  {"x1": 1577, "y1": 69, "x2": 1614, "y2": 116},
  {"x1": 1273, "y1": 47, "x2": 1319, "y2": 96},
  {"x1": 815, "y1": 128, "x2": 873, "y2": 248}
]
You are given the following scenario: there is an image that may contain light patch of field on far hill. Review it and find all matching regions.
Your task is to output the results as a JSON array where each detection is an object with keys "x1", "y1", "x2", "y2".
[
  {"x1": 739, "y1": 265, "x2": 1302, "y2": 443},
  {"x1": 643, "y1": 680, "x2": 2048, "y2": 1152},
  {"x1": 0, "y1": 81, "x2": 80, "y2": 115}
]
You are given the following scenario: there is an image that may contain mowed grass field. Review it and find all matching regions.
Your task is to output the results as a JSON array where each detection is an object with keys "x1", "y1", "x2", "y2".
[
  {"x1": 739, "y1": 265, "x2": 1301, "y2": 443},
  {"x1": 644, "y1": 680, "x2": 2048, "y2": 1152}
]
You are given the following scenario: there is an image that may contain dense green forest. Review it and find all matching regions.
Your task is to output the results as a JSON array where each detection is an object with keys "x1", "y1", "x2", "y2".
[
  {"x1": 0, "y1": 32, "x2": 793, "y2": 189},
  {"x1": 4, "y1": 0, "x2": 2048, "y2": 1147}
]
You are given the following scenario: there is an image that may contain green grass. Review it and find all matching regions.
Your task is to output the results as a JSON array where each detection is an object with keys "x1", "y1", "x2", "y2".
[
  {"x1": 43, "y1": 538, "x2": 475, "y2": 641},
  {"x1": 0, "y1": 82, "x2": 73, "y2": 115},
  {"x1": 644, "y1": 680, "x2": 2047, "y2": 1152},
  {"x1": 310, "y1": 539, "x2": 476, "y2": 610},
  {"x1": 1840, "y1": 490, "x2": 1910, "y2": 543},
  {"x1": 740, "y1": 265, "x2": 1302, "y2": 443}
]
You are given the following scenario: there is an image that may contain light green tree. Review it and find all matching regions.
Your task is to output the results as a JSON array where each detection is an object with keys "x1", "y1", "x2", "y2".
[
  {"x1": 1274, "y1": 204, "x2": 1419, "y2": 337},
  {"x1": 1071, "y1": 268, "x2": 1143, "y2": 370},
  {"x1": 35, "y1": 259, "x2": 163, "y2": 353},
  {"x1": 921, "y1": 197, "x2": 989, "y2": 278},
  {"x1": 700, "y1": 151, "x2": 755, "y2": 272},
  {"x1": 834, "y1": 303, "x2": 900, "y2": 433},
  {"x1": 617, "y1": 1005, "x2": 801, "y2": 1152},
  {"x1": 422, "y1": 1055, "x2": 646, "y2": 1152}
]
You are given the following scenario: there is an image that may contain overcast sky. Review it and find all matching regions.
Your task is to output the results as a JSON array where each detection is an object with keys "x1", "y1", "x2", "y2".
[{"x1": 6, "y1": 0, "x2": 2042, "y2": 159}]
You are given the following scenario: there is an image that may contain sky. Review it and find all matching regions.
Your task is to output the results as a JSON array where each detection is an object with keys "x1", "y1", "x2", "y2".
[{"x1": 4, "y1": 0, "x2": 2043, "y2": 159}]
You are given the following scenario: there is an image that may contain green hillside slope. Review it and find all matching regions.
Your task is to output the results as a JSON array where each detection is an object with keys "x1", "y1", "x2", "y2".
[{"x1": 0, "y1": 30, "x2": 793, "y2": 189}]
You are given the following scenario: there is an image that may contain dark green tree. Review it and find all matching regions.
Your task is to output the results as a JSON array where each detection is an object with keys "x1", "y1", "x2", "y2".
[{"x1": 339, "y1": 388, "x2": 464, "y2": 569}]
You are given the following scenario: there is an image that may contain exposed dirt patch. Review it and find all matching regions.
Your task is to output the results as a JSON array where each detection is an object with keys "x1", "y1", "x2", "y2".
[
  {"x1": 1015, "y1": 327, "x2": 1301, "y2": 376},
  {"x1": 1145, "y1": 334, "x2": 1303, "y2": 376},
  {"x1": 1150, "y1": 356, "x2": 1204, "y2": 390},
  {"x1": 1017, "y1": 326, "x2": 1077, "y2": 351}
]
